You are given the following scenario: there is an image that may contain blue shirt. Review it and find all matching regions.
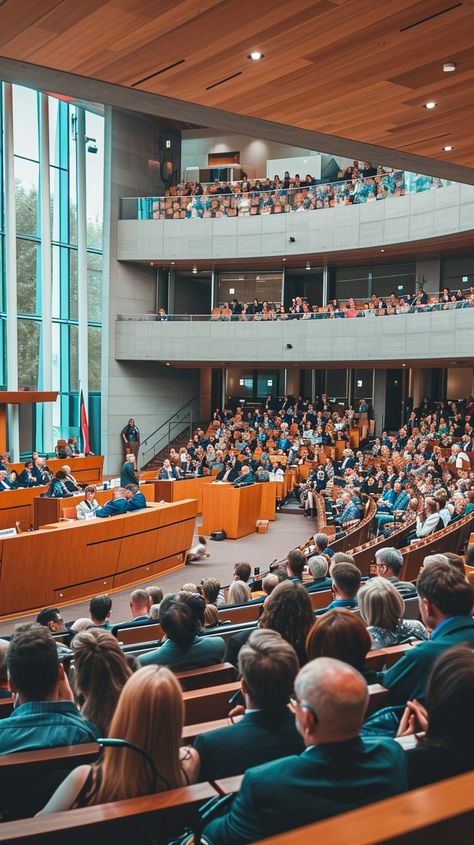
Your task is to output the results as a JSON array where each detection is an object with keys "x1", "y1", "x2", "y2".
[
  {"x1": 430, "y1": 617, "x2": 455, "y2": 640},
  {"x1": 0, "y1": 700, "x2": 99, "y2": 754},
  {"x1": 126, "y1": 492, "x2": 147, "y2": 512},
  {"x1": 96, "y1": 497, "x2": 129, "y2": 518}
]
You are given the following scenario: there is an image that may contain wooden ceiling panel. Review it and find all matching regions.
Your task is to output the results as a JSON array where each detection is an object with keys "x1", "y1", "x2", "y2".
[{"x1": 1, "y1": 0, "x2": 474, "y2": 173}]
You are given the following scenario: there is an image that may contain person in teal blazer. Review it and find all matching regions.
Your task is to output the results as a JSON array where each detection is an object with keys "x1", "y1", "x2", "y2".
[
  {"x1": 379, "y1": 561, "x2": 474, "y2": 705},
  {"x1": 95, "y1": 489, "x2": 129, "y2": 518},
  {"x1": 139, "y1": 601, "x2": 225, "y2": 671},
  {"x1": 202, "y1": 657, "x2": 407, "y2": 845}
]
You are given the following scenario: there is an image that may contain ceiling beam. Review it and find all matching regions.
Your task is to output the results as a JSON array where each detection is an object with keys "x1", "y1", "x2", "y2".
[{"x1": 1, "y1": 56, "x2": 474, "y2": 185}]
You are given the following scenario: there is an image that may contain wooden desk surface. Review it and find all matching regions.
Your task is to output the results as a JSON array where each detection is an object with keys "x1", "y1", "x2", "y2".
[
  {"x1": 0, "y1": 498, "x2": 197, "y2": 617},
  {"x1": 151, "y1": 476, "x2": 213, "y2": 513},
  {"x1": 200, "y1": 483, "x2": 263, "y2": 539}
]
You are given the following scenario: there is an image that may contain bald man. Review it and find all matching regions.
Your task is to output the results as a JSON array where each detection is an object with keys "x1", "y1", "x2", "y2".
[{"x1": 203, "y1": 658, "x2": 407, "y2": 844}]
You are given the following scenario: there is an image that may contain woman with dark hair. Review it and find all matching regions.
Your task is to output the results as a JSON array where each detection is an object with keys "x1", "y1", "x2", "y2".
[
  {"x1": 397, "y1": 646, "x2": 474, "y2": 788},
  {"x1": 306, "y1": 608, "x2": 377, "y2": 684},
  {"x1": 258, "y1": 581, "x2": 314, "y2": 666},
  {"x1": 47, "y1": 469, "x2": 73, "y2": 498}
]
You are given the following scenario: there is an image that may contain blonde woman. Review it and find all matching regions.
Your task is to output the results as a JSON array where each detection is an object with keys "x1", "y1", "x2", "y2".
[
  {"x1": 227, "y1": 580, "x2": 252, "y2": 605},
  {"x1": 71, "y1": 629, "x2": 132, "y2": 736},
  {"x1": 358, "y1": 577, "x2": 428, "y2": 650},
  {"x1": 39, "y1": 667, "x2": 195, "y2": 814}
]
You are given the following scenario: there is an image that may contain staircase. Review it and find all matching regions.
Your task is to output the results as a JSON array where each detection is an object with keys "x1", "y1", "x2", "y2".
[{"x1": 140, "y1": 397, "x2": 203, "y2": 470}]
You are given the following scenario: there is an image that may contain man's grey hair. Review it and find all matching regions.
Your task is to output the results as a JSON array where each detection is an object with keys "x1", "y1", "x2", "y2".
[
  {"x1": 307, "y1": 555, "x2": 328, "y2": 580},
  {"x1": 423, "y1": 554, "x2": 449, "y2": 569},
  {"x1": 375, "y1": 546, "x2": 403, "y2": 576},
  {"x1": 313, "y1": 533, "x2": 328, "y2": 551},
  {"x1": 262, "y1": 573, "x2": 279, "y2": 596},
  {"x1": 294, "y1": 657, "x2": 368, "y2": 737}
]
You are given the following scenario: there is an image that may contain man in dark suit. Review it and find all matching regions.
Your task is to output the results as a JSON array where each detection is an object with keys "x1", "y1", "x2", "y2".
[
  {"x1": 373, "y1": 547, "x2": 417, "y2": 599},
  {"x1": 216, "y1": 461, "x2": 239, "y2": 482},
  {"x1": 17, "y1": 461, "x2": 39, "y2": 487},
  {"x1": 379, "y1": 561, "x2": 474, "y2": 705},
  {"x1": 233, "y1": 465, "x2": 255, "y2": 487},
  {"x1": 124, "y1": 484, "x2": 147, "y2": 511},
  {"x1": 189, "y1": 630, "x2": 304, "y2": 780},
  {"x1": 120, "y1": 454, "x2": 139, "y2": 487},
  {"x1": 96, "y1": 487, "x2": 129, "y2": 518},
  {"x1": 306, "y1": 555, "x2": 332, "y2": 593},
  {"x1": 0, "y1": 470, "x2": 15, "y2": 490},
  {"x1": 202, "y1": 657, "x2": 407, "y2": 844}
]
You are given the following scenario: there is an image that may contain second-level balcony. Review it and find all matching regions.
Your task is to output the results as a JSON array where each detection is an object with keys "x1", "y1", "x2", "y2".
[{"x1": 117, "y1": 177, "x2": 474, "y2": 262}]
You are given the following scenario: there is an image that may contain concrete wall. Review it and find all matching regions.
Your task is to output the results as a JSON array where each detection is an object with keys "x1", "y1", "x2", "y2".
[
  {"x1": 115, "y1": 308, "x2": 474, "y2": 366},
  {"x1": 446, "y1": 367, "x2": 474, "y2": 399},
  {"x1": 117, "y1": 183, "x2": 474, "y2": 263},
  {"x1": 102, "y1": 108, "x2": 197, "y2": 473}
]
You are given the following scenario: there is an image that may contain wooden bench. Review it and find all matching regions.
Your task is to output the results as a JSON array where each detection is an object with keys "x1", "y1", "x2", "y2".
[
  {"x1": 175, "y1": 662, "x2": 237, "y2": 692},
  {"x1": 0, "y1": 781, "x2": 218, "y2": 843}
]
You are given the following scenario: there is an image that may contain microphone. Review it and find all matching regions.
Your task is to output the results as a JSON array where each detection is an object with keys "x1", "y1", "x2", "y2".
[{"x1": 96, "y1": 737, "x2": 170, "y2": 791}]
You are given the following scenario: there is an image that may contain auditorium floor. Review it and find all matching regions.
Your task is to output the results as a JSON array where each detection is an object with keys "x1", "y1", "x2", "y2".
[{"x1": 0, "y1": 512, "x2": 308, "y2": 634}]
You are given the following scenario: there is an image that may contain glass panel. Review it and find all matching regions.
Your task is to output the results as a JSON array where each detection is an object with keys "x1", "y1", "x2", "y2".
[
  {"x1": 69, "y1": 324, "x2": 78, "y2": 391},
  {"x1": 69, "y1": 108, "x2": 77, "y2": 245},
  {"x1": 334, "y1": 268, "x2": 369, "y2": 301},
  {"x1": 88, "y1": 326, "x2": 101, "y2": 390},
  {"x1": 372, "y1": 263, "x2": 416, "y2": 298},
  {"x1": 18, "y1": 318, "x2": 40, "y2": 388},
  {"x1": 0, "y1": 234, "x2": 4, "y2": 313},
  {"x1": 13, "y1": 86, "x2": 39, "y2": 161},
  {"x1": 85, "y1": 110, "x2": 104, "y2": 249},
  {"x1": 326, "y1": 369, "x2": 348, "y2": 402},
  {"x1": 352, "y1": 369, "x2": 373, "y2": 403},
  {"x1": 69, "y1": 248, "x2": 78, "y2": 320},
  {"x1": 17, "y1": 238, "x2": 39, "y2": 315},
  {"x1": 0, "y1": 318, "x2": 5, "y2": 388},
  {"x1": 15, "y1": 158, "x2": 39, "y2": 236},
  {"x1": 218, "y1": 271, "x2": 282, "y2": 306},
  {"x1": 87, "y1": 251, "x2": 102, "y2": 321},
  {"x1": 48, "y1": 96, "x2": 59, "y2": 166}
]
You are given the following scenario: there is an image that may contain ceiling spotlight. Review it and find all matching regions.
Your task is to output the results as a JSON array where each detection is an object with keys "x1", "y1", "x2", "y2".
[
  {"x1": 380, "y1": 249, "x2": 385, "y2": 253},
  {"x1": 248, "y1": 51, "x2": 263, "y2": 61},
  {"x1": 192, "y1": 266, "x2": 197, "y2": 274},
  {"x1": 424, "y1": 101, "x2": 437, "y2": 109},
  {"x1": 282, "y1": 258, "x2": 287, "y2": 261},
  {"x1": 443, "y1": 61, "x2": 456, "y2": 72},
  {"x1": 171, "y1": 261, "x2": 175, "y2": 265},
  {"x1": 306, "y1": 262, "x2": 311, "y2": 270},
  {"x1": 442, "y1": 145, "x2": 454, "y2": 151}
]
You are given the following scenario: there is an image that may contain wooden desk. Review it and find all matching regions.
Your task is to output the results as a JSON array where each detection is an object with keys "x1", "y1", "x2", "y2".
[
  {"x1": 33, "y1": 483, "x2": 155, "y2": 529},
  {"x1": 0, "y1": 485, "x2": 48, "y2": 531},
  {"x1": 151, "y1": 476, "x2": 213, "y2": 514},
  {"x1": 0, "y1": 499, "x2": 197, "y2": 617},
  {"x1": 258, "y1": 482, "x2": 277, "y2": 521},
  {"x1": 9, "y1": 455, "x2": 104, "y2": 484},
  {"x1": 200, "y1": 483, "x2": 263, "y2": 539}
]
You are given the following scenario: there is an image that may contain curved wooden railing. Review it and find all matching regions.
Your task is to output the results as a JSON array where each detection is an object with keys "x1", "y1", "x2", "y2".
[
  {"x1": 399, "y1": 511, "x2": 474, "y2": 582},
  {"x1": 352, "y1": 516, "x2": 416, "y2": 576}
]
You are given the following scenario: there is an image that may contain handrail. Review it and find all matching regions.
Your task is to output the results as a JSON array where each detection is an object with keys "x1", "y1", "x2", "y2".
[
  {"x1": 120, "y1": 171, "x2": 455, "y2": 220},
  {"x1": 140, "y1": 396, "x2": 197, "y2": 466}
]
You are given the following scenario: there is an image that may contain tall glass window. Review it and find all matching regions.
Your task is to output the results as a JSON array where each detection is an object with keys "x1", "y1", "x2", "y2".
[{"x1": 0, "y1": 83, "x2": 104, "y2": 455}]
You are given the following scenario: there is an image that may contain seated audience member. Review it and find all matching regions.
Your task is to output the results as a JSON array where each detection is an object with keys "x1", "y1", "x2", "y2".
[
  {"x1": 90, "y1": 594, "x2": 113, "y2": 630},
  {"x1": 95, "y1": 487, "x2": 128, "y2": 518},
  {"x1": 306, "y1": 608, "x2": 376, "y2": 684},
  {"x1": 158, "y1": 458, "x2": 180, "y2": 480},
  {"x1": 71, "y1": 629, "x2": 132, "y2": 736},
  {"x1": 442, "y1": 552, "x2": 466, "y2": 575},
  {"x1": 76, "y1": 485, "x2": 100, "y2": 519},
  {"x1": 139, "y1": 601, "x2": 225, "y2": 670},
  {"x1": 415, "y1": 497, "x2": 443, "y2": 538},
  {"x1": 120, "y1": 454, "x2": 139, "y2": 488},
  {"x1": 286, "y1": 549, "x2": 306, "y2": 582},
  {"x1": 226, "y1": 581, "x2": 314, "y2": 668},
  {"x1": 262, "y1": 573, "x2": 279, "y2": 597},
  {"x1": 201, "y1": 577, "x2": 225, "y2": 606},
  {"x1": 129, "y1": 588, "x2": 150, "y2": 624},
  {"x1": 305, "y1": 555, "x2": 332, "y2": 593},
  {"x1": 0, "y1": 638, "x2": 10, "y2": 698},
  {"x1": 36, "y1": 607, "x2": 65, "y2": 634},
  {"x1": 318, "y1": 562, "x2": 361, "y2": 613},
  {"x1": 312, "y1": 532, "x2": 335, "y2": 560},
  {"x1": 65, "y1": 436, "x2": 80, "y2": 457},
  {"x1": 186, "y1": 535, "x2": 210, "y2": 562},
  {"x1": 202, "y1": 657, "x2": 407, "y2": 844},
  {"x1": 17, "y1": 461, "x2": 39, "y2": 487},
  {"x1": 188, "y1": 630, "x2": 304, "y2": 781},
  {"x1": 379, "y1": 562, "x2": 474, "y2": 704},
  {"x1": 333, "y1": 490, "x2": 363, "y2": 533},
  {"x1": 397, "y1": 646, "x2": 474, "y2": 788},
  {"x1": 227, "y1": 580, "x2": 252, "y2": 604},
  {"x1": 233, "y1": 465, "x2": 255, "y2": 486},
  {"x1": 61, "y1": 465, "x2": 82, "y2": 493},
  {"x1": 146, "y1": 586, "x2": 163, "y2": 608},
  {"x1": 358, "y1": 578, "x2": 428, "y2": 649},
  {"x1": 375, "y1": 481, "x2": 410, "y2": 533},
  {"x1": 124, "y1": 483, "x2": 147, "y2": 511},
  {"x1": 0, "y1": 469, "x2": 16, "y2": 490},
  {"x1": 373, "y1": 547, "x2": 417, "y2": 598},
  {"x1": 0, "y1": 624, "x2": 99, "y2": 754},
  {"x1": 179, "y1": 591, "x2": 206, "y2": 630},
  {"x1": 47, "y1": 469, "x2": 73, "y2": 498},
  {"x1": 203, "y1": 604, "x2": 220, "y2": 627},
  {"x1": 39, "y1": 667, "x2": 195, "y2": 813}
]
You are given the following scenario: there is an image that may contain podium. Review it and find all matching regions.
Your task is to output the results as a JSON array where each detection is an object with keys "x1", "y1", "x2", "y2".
[{"x1": 200, "y1": 483, "x2": 263, "y2": 539}]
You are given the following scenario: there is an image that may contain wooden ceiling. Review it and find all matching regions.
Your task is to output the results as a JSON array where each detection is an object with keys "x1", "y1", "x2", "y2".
[{"x1": 2, "y1": 0, "x2": 474, "y2": 173}]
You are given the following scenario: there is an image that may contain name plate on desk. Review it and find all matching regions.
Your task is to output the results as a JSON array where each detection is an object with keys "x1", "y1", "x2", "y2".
[{"x1": 0, "y1": 527, "x2": 17, "y2": 537}]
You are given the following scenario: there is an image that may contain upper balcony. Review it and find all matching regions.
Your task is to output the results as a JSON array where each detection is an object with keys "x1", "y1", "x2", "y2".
[
  {"x1": 117, "y1": 174, "x2": 474, "y2": 263},
  {"x1": 116, "y1": 304, "x2": 474, "y2": 366}
]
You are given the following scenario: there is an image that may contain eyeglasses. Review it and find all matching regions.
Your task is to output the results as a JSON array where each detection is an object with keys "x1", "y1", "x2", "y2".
[{"x1": 291, "y1": 697, "x2": 319, "y2": 723}]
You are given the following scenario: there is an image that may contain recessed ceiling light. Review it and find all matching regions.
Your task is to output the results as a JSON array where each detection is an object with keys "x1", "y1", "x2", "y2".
[
  {"x1": 424, "y1": 101, "x2": 437, "y2": 109},
  {"x1": 192, "y1": 266, "x2": 197, "y2": 274},
  {"x1": 171, "y1": 261, "x2": 175, "y2": 265},
  {"x1": 282, "y1": 258, "x2": 287, "y2": 261},
  {"x1": 442, "y1": 145, "x2": 454, "y2": 151},
  {"x1": 402, "y1": 363, "x2": 406, "y2": 367},
  {"x1": 380, "y1": 249, "x2": 385, "y2": 253},
  {"x1": 248, "y1": 51, "x2": 264, "y2": 61},
  {"x1": 443, "y1": 61, "x2": 456, "y2": 72},
  {"x1": 306, "y1": 262, "x2": 311, "y2": 270}
]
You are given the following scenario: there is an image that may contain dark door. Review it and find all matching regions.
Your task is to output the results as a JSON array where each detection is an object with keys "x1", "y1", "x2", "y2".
[{"x1": 385, "y1": 369, "x2": 403, "y2": 431}]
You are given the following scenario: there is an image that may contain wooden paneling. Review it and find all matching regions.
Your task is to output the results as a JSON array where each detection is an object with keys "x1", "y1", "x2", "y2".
[
  {"x1": 10, "y1": 456, "x2": 104, "y2": 484},
  {"x1": 200, "y1": 483, "x2": 263, "y2": 539},
  {"x1": 33, "y1": 481, "x2": 155, "y2": 529},
  {"x1": 152, "y1": 477, "x2": 213, "y2": 514},
  {"x1": 0, "y1": 501, "x2": 197, "y2": 616},
  {"x1": 2, "y1": 3, "x2": 474, "y2": 168}
]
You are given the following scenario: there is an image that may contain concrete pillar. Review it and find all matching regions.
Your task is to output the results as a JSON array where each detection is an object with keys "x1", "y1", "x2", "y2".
[
  {"x1": 373, "y1": 369, "x2": 387, "y2": 434},
  {"x1": 416, "y1": 259, "x2": 441, "y2": 296},
  {"x1": 200, "y1": 367, "x2": 212, "y2": 420}
]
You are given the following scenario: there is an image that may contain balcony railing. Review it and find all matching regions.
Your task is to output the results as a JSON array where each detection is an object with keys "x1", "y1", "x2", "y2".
[{"x1": 121, "y1": 172, "x2": 454, "y2": 221}]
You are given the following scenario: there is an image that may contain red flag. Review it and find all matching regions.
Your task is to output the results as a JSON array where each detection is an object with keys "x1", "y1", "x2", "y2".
[{"x1": 80, "y1": 390, "x2": 91, "y2": 455}]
